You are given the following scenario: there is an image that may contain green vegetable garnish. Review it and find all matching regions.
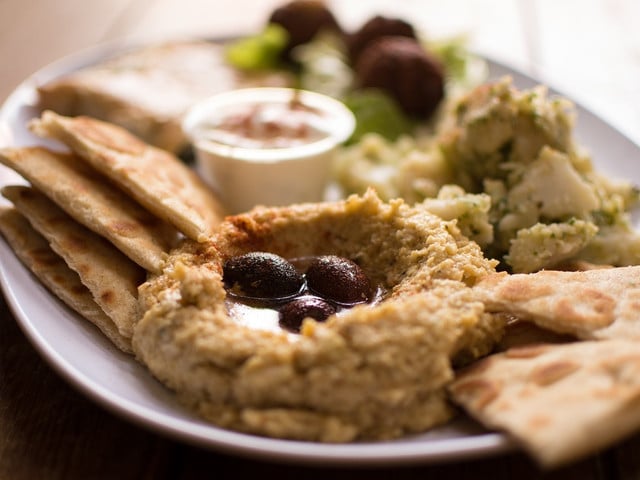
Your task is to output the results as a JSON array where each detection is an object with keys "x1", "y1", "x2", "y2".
[
  {"x1": 225, "y1": 24, "x2": 289, "y2": 70},
  {"x1": 343, "y1": 89, "x2": 414, "y2": 144},
  {"x1": 426, "y1": 36, "x2": 488, "y2": 90}
]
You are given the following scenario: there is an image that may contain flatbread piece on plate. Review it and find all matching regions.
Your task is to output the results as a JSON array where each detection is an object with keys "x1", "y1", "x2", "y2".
[
  {"x1": 448, "y1": 340, "x2": 640, "y2": 468},
  {"x1": 2, "y1": 185, "x2": 145, "y2": 339},
  {"x1": 473, "y1": 267, "x2": 640, "y2": 340},
  {"x1": 0, "y1": 206, "x2": 132, "y2": 353},
  {"x1": 0, "y1": 146, "x2": 177, "y2": 273},
  {"x1": 36, "y1": 40, "x2": 293, "y2": 154},
  {"x1": 30, "y1": 111, "x2": 226, "y2": 241}
]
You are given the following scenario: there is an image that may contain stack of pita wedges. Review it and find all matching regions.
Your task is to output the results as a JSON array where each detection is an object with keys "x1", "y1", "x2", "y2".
[
  {"x1": 449, "y1": 266, "x2": 640, "y2": 468},
  {"x1": 0, "y1": 110, "x2": 226, "y2": 353}
]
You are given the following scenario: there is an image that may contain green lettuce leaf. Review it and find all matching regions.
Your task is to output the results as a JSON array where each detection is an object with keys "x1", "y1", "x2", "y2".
[
  {"x1": 225, "y1": 24, "x2": 289, "y2": 70},
  {"x1": 343, "y1": 89, "x2": 414, "y2": 144}
]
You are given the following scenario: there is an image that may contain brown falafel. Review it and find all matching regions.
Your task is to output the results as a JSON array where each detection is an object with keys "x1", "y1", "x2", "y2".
[
  {"x1": 347, "y1": 15, "x2": 417, "y2": 65},
  {"x1": 268, "y1": 0, "x2": 342, "y2": 59},
  {"x1": 354, "y1": 36, "x2": 445, "y2": 118}
]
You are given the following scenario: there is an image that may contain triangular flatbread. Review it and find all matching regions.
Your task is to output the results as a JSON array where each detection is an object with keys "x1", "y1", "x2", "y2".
[
  {"x1": 36, "y1": 40, "x2": 293, "y2": 154},
  {"x1": 30, "y1": 110, "x2": 226, "y2": 241},
  {"x1": 473, "y1": 267, "x2": 640, "y2": 340},
  {"x1": 0, "y1": 146, "x2": 177, "y2": 273},
  {"x1": 3, "y1": 185, "x2": 145, "y2": 338},
  {"x1": 449, "y1": 340, "x2": 640, "y2": 468},
  {"x1": 0, "y1": 206, "x2": 132, "y2": 353}
]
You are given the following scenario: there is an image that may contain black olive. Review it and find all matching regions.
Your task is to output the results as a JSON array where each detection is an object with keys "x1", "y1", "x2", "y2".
[
  {"x1": 279, "y1": 295, "x2": 336, "y2": 332},
  {"x1": 223, "y1": 252, "x2": 304, "y2": 300},
  {"x1": 305, "y1": 255, "x2": 371, "y2": 305}
]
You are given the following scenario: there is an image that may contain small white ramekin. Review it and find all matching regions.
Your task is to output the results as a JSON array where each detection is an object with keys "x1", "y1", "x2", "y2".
[{"x1": 182, "y1": 87, "x2": 355, "y2": 214}]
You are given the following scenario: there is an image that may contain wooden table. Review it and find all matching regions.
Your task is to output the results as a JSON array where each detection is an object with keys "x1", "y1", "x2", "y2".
[{"x1": 2, "y1": 0, "x2": 640, "y2": 478}]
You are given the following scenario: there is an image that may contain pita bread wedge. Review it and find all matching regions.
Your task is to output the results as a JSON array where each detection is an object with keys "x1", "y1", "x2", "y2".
[
  {"x1": 2, "y1": 185, "x2": 145, "y2": 338},
  {"x1": 0, "y1": 146, "x2": 177, "y2": 273},
  {"x1": 449, "y1": 340, "x2": 640, "y2": 468},
  {"x1": 473, "y1": 266, "x2": 640, "y2": 340},
  {"x1": 0, "y1": 207, "x2": 132, "y2": 353},
  {"x1": 36, "y1": 40, "x2": 293, "y2": 154},
  {"x1": 30, "y1": 110, "x2": 226, "y2": 241}
]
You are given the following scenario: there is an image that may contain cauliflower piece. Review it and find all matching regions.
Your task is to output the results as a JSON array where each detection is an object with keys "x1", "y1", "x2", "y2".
[
  {"x1": 577, "y1": 221, "x2": 640, "y2": 266},
  {"x1": 506, "y1": 147, "x2": 600, "y2": 219},
  {"x1": 333, "y1": 133, "x2": 452, "y2": 203},
  {"x1": 420, "y1": 185, "x2": 493, "y2": 247},
  {"x1": 437, "y1": 76, "x2": 576, "y2": 192},
  {"x1": 506, "y1": 220, "x2": 598, "y2": 273},
  {"x1": 332, "y1": 134, "x2": 406, "y2": 200}
]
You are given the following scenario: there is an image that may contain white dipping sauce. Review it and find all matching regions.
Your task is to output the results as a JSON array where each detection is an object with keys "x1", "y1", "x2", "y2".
[{"x1": 183, "y1": 88, "x2": 355, "y2": 213}]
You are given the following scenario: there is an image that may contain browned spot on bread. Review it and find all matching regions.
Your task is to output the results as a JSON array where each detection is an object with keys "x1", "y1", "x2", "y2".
[
  {"x1": 475, "y1": 272, "x2": 508, "y2": 289},
  {"x1": 449, "y1": 378, "x2": 499, "y2": 410},
  {"x1": 100, "y1": 290, "x2": 115, "y2": 304},
  {"x1": 555, "y1": 290, "x2": 615, "y2": 329},
  {"x1": 109, "y1": 220, "x2": 140, "y2": 236},
  {"x1": 64, "y1": 233, "x2": 90, "y2": 252},
  {"x1": 76, "y1": 264, "x2": 91, "y2": 276},
  {"x1": 527, "y1": 413, "x2": 552, "y2": 430},
  {"x1": 499, "y1": 276, "x2": 554, "y2": 302},
  {"x1": 72, "y1": 116, "x2": 146, "y2": 156},
  {"x1": 505, "y1": 344, "x2": 551, "y2": 359},
  {"x1": 529, "y1": 360, "x2": 579, "y2": 386}
]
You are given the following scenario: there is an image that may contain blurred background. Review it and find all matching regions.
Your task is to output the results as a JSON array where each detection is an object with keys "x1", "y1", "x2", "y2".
[{"x1": 0, "y1": 0, "x2": 638, "y2": 145}]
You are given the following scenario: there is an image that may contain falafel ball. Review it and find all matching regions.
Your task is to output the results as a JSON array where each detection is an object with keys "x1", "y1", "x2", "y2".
[
  {"x1": 355, "y1": 36, "x2": 445, "y2": 118},
  {"x1": 347, "y1": 15, "x2": 417, "y2": 65},
  {"x1": 268, "y1": 0, "x2": 342, "y2": 59}
]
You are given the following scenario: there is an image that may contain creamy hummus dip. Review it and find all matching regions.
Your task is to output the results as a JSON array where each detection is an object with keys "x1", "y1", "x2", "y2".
[{"x1": 133, "y1": 190, "x2": 503, "y2": 441}]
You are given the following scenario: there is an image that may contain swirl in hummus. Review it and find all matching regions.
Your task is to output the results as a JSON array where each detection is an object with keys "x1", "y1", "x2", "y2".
[{"x1": 133, "y1": 190, "x2": 503, "y2": 441}]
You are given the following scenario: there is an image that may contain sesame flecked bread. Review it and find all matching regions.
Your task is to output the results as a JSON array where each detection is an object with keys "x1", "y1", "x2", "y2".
[
  {"x1": 0, "y1": 146, "x2": 177, "y2": 273},
  {"x1": 2, "y1": 185, "x2": 145, "y2": 339},
  {"x1": 30, "y1": 111, "x2": 226, "y2": 241},
  {"x1": 0, "y1": 206, "x2": 132, "y2": 353}
]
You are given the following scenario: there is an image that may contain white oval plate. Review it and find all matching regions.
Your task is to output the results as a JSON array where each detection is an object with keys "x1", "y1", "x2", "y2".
[{"x1": 0, "y1": 40, "x2": 638, "y2": 466}]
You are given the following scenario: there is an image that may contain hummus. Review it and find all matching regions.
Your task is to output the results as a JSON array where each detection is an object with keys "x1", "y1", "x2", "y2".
[{"x1": 133, "y1": 190, "x2": 503, "y2": 441}]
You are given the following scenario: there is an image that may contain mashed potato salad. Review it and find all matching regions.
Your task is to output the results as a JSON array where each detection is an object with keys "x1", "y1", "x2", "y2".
[{"x1": 333, "y1": 77, "x2": 640, "y2": 273}]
